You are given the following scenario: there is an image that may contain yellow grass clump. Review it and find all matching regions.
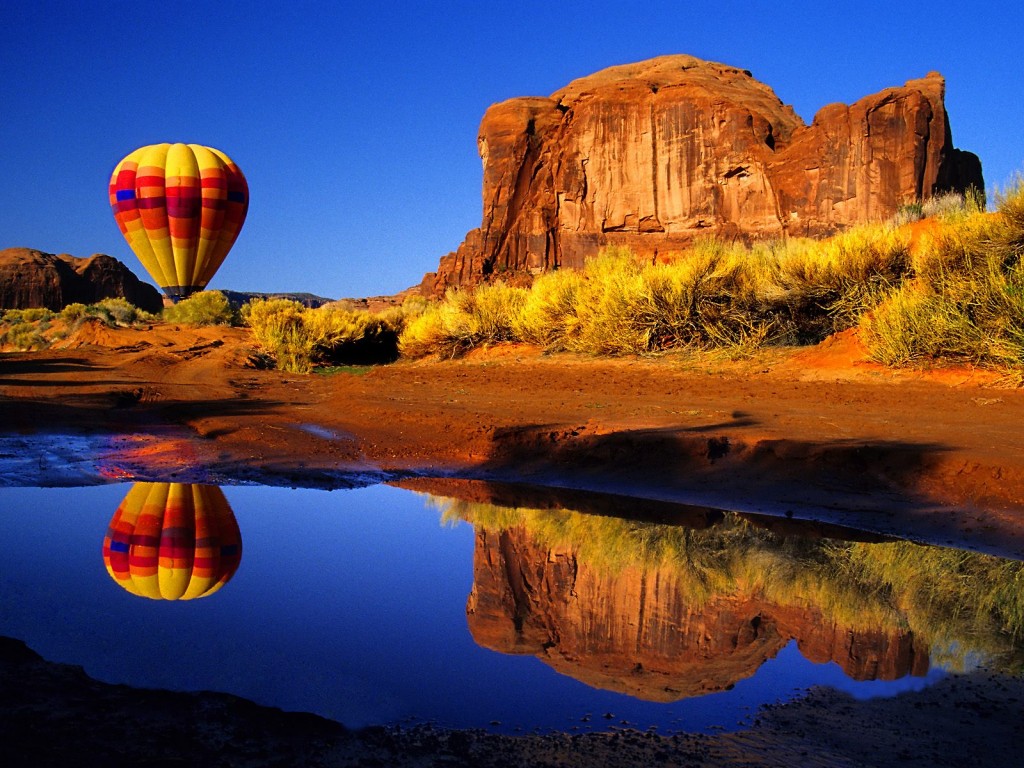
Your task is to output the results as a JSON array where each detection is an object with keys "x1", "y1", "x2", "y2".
[
  {"x1": 399, "y1": 181, "x2": 1024, "y2": 372},
  {"x1": 243, "y1": 298, "x2": 417, "y2": 372}
]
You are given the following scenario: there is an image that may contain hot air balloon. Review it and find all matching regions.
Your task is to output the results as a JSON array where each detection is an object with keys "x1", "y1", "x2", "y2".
[
  {"x1": 109, "y1": 143, "x2": 248, "y2": 302},
  {"x1": 103, "y1": 483, "x2": 242, "y2": 600}
]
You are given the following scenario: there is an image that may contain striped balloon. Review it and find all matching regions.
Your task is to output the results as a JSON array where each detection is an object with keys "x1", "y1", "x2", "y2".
[
  {"x1": 103, "y1": 483, "x2": 243, "y2": 600},
  {"x1": 109, "y1": 143, "x2": 248, "y2": 302}
]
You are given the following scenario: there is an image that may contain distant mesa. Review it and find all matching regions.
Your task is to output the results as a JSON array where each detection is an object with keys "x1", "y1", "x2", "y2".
[
  {"x1": 0, "y1": 247, "x2": 162, "y2": 313},
  {"x1": 218, "y1": 289, "x2": 334, "y2": 309},
  {"x1": 421, "y1": 54, "x2": 983, "y2": 295}
]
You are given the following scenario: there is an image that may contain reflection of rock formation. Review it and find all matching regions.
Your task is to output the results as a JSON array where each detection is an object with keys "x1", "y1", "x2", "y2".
[
  {"x1": 467, "y1": 525, "x2": 928, "y2": 702},
  {"x1": 103, "y1": 483, "x2": 242, "y2": 600}
]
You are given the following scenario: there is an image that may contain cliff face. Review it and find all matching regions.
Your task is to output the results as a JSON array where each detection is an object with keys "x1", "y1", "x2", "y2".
[
  {"x1": 467, "y1": 526, "x2": 928, "y2": 701},
  {"x1": 424, "y1": 55, "x2": 983, "y2": 294},
  {"x1": 0, "y1": 248, "x2": 163, "y2": 312}
]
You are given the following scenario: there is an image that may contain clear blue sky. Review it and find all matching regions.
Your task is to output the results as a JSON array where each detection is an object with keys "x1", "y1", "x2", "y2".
[{"x1": 3, "y1": 1, "x2": 1021, "y2": 300}]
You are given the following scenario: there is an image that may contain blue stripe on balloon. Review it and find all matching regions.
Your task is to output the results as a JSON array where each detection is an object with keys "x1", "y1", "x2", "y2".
[
  {"x1": 116, "y1": 189, "x2": 136, "y2": 201},
  {"x1": 227, "y1": 191, "x2": 246, "y2": 203},
  {"x1": 109, "y1": 541, "x2": 130, "y2": 553}
]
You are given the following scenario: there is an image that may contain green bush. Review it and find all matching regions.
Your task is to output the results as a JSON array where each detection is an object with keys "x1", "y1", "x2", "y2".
[
  {"x1": 0, "y1": 298, "x2": 158, "y2": 351},
  {"x1": 86, "y1": 298, "x2": 157, "y2": 327},
  {"x1": 2, "y1": 307, "x2": 55, "y2": 324},
  {"x1": 0, "y1": 319, "x2": 48, "y2": 350},
  {"x1": 163, "y1": 291, "x2": 237, "y2": 326},
  {"x1": 60, "y1": 303, "x2": 89, "y2": 323}
]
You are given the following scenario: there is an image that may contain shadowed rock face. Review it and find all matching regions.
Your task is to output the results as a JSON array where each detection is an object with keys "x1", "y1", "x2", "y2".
[
  {"x1": 0, "y1": 248, "x2": 163, "y2": 312},
  {"x1": 423, "y1": 55, "x2": 982, "y2": 294},
  {"x1": 467, "y1": 525, "x2": 928, "y2": 702}
]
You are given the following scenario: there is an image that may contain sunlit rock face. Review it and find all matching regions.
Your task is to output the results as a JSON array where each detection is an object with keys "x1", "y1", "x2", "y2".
[
  {"x1": 0, "y1": 247, "x2": 162, "y2": 312},
  {"x1": 467, "y1": 525, "x2": 928, "y2": 701},
  {"x1": 423, "y1": 54, "x2": 982, "y2": 294}
]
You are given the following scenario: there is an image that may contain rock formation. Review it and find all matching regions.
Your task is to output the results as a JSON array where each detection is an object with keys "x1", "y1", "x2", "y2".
[
  {"x1": 0, "y1": 248, "x2": 163, "y2": 313},
  {"x1": 467, "y1": 525, "x2": 928, "y2": 701},
  {"x1": 423, "y1": 55, "x2": 983, "y2": 294}
]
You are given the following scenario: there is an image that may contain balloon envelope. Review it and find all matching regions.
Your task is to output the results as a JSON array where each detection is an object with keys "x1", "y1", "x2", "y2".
[
  {"x1": 109, "y1": 143, "x2": 248, "y2": 302},
  {"x1": 103, "y1": 483, "x2": 242, "y2": 600}
]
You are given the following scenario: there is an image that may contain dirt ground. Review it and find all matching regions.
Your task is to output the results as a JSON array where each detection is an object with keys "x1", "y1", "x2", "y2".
[{"x1": 3, "y1": 321, "x2": 1024, "y2": 765}]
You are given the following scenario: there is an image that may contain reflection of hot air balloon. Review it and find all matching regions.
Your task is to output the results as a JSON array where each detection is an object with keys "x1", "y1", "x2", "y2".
[
  {"x1": 109, "y1": 143, "x2": 248, "y2": 302},
  {"x1": 103, "y1": 483, "x2": 242, "y2": 600}
]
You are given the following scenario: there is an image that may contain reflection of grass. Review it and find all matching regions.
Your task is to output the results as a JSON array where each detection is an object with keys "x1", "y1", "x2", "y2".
[
  {"x1": 434, "y1": 495, "x2": 1024, "y2": 673},
  {"x1": 837, "y1": 541, "x2": 1024, "y2": 672}
]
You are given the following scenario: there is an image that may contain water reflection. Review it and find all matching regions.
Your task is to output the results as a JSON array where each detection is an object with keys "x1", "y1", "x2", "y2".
[
  {"x1": 414, "y1": 480, "x2": 1024, "y2": 701},
  {"x1": 102, "y1": 483, "x2": 242, "y2": 600}
]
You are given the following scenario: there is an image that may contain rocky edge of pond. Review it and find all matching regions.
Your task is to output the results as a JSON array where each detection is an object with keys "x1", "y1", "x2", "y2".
[{"x1": 2, "y1": 636, "x2": 1021, "y2": 768}]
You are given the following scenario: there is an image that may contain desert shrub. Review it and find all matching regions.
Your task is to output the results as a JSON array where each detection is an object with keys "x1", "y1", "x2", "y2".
[
  {"x1": 398, "y1": 282, "x2": 527, "y2": 358},
  {"x1": 1, "y1": 307, "x2": 55, "y2": 324},
  {"x1": 398, "y1": 182, "x2": 1024, "y2": 370},
  {"x1": 304, "y1": 306, "x2": 402, "y2": 365},
  {"x1": 772, "y1": 224, "x2": 910, "y2": 339},
  {"x1": 60, "y1": 303, "x2": 89, "y2": 323},
  {"x1": 0, "y1": 318, "x2": 48, "y2": 350},
  {"x1": 891, "y1": 189, "x2": 984, "y2": 227},
  {"x1": 922, "y1": 188, "x2": 985, "y2": 220},
  {"x1": 566, "y1": 248, "x2": 653, "y2": 354},
  {"x1": 86, "y1": 297, "x2": 157, "y2": 327},
  {"x1": 892, "y1": 200, "x2": 924, "y2": 226},
  {"x1": 993, "y1": 177, "x2": 1024, "y2": 265},
  {"x1": 634, "y1": 242, "x2": 775, "y2": 352},
  {"x1": 244, "y1": 298, "x2": 406, "y2": 372},
  {"x1": 862, "y1": 183, "x2": 1024, "y2": 368},
  {"x1": 512, "y1": 268, "x2": 584, "y2": 349},
  {"x1": 163, "y1": 291, "x2": 236, "y2": 326},
  {"x1": 243, "y1": 298, "x2": 315, "y2": 372}
]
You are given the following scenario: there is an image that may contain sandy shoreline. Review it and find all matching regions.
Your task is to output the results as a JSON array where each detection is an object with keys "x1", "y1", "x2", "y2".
[{"x1": 3, "y1": 324, "x2": 1024, "y2": 764}]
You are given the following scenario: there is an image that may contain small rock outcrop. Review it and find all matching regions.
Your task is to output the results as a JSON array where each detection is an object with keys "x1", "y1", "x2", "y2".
[
  {"x1": 423, "y1": 55, "x2": 983, "y2": 294},
  {"x1": 0, "y1": 248, "x2": 163, "y2": 313}
]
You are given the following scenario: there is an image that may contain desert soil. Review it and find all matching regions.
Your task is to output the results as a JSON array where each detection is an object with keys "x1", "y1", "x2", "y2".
[{"x1": 3, "y1": 320, "x2": 1024, "y2": 765}]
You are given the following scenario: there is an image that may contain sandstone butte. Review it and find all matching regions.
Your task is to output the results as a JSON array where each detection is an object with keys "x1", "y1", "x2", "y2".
[
  {"x1": 421, "y1": 54, "x2": 983, "y2": 295},
  {"x1": 0, "y1": 247, "x2": 163, "y2": 313}
]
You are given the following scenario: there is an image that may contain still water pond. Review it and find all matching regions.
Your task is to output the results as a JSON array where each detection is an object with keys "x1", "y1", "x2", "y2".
[{"x1": 2, "y1": 481, "x2": 1018, "y2": 734}]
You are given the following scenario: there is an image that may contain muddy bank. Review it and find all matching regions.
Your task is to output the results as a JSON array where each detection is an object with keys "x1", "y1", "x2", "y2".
[{"x1": 2, "y1": 635, "x2": 1021, "y2": 768}]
